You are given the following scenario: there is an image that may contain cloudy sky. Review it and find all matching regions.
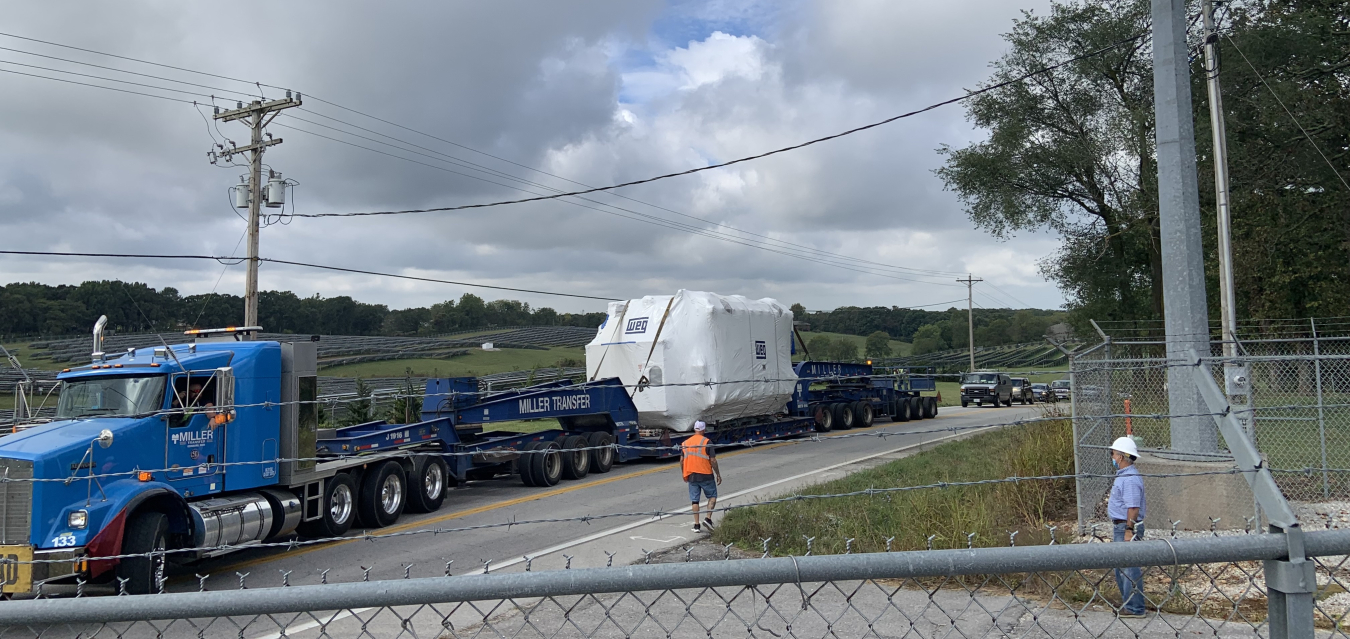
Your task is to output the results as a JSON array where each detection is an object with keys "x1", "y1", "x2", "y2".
[{"x1": 0, "y1": 0, "x2": 1062, "y2": 316}]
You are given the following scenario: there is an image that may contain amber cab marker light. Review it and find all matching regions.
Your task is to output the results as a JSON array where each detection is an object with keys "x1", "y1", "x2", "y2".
[{"x1": 137, "y1": 471, "x2": 152, "y2": 482}]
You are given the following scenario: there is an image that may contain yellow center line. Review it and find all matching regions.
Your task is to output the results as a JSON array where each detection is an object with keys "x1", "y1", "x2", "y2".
[{"x1": 201, "y1": 410, "x2": 957, "y2": 575}]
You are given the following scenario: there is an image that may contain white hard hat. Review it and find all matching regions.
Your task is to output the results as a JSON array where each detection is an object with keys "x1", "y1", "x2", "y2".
[{"x1": 1110, "y1": 436, "x2": 1139, "y2": 458}]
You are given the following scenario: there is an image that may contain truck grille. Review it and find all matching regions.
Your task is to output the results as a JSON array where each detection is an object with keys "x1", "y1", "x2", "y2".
[{"x1": 0, "y1": 459, "x2": 33, "y2": 544}]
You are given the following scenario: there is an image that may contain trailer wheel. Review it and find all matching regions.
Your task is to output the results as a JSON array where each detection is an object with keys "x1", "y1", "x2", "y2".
[
  {"x1": 909, "y1": 397, "x2": 924, "y2": 419},
  {"x1": 530, "y1": 441, "x2": 564, "y2": 487},
  {"x1": 831, "y1": 402, "x2": 854, "y2": 430},
  {"x1": 560, "y1": 435, "x2": 591, "y2": 480},
  {"x1": 357, "y1": 461, "x2": 406, "y2": 528},
  {"x1": 587, "y1": 432, "x2": 615, "y2": 473},
  {"x1": 518, "y1": 445, "x2": 540, "y2": 487},
  {"x1": 117, "y1": 511, "x2": 169, "y2": 595},
  {"x1": 854, "y1": 401, "x2": 874, "y2": 428},
  {"x1": 812, "y1": 404, "x2": 834, "y2": 431},
  {"x1": 892, "y1": 398, "x2": 909, "y2": 422},
  {"x1": 922, "y1": 397, "x2": 936, "y2": 418},
  {"x1": 407, "y1": 456, "x2": 448, "y2": 514},
  {"x1": 299, "y1": 473, "x2": 356, "y2": 539}
]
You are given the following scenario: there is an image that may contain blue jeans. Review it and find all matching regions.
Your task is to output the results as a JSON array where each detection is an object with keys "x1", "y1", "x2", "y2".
[
  {"x1": 688, "y1": 477, "x2": 717, "y2": 502},
  {"x1": 1113, "y1": 522, "x2": 1147, "y2": 614}
]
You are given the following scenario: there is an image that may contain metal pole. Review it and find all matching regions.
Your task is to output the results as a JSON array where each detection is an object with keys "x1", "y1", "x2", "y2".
[
  {"x1": 244, "y1": 110, "x2": 263, "y2": 339},
  {"x1": 1312, "y1": 318, "x2": 1328, "y2": 499},
  {"x1": 1153, "y1": 0, "x2": 1216, "y2": 454},
  {"x1": 1202, "y1": 0, "x2": 1238, "y2": 360}
]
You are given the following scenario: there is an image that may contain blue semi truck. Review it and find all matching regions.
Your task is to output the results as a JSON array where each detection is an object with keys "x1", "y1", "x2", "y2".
[{"x1": 0, "y1": 323, "x2": 935, "y2": 596}]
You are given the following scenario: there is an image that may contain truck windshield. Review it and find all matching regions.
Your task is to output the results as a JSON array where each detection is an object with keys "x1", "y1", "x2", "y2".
[
  {"x1": 961, "y1": 373, "x2": 999, "y2": 384},
  {"x1": 56, "y1": 375, "x2": 167, "y2": 419},
  {"x1": 1051, "y1": 380, "x2": 1070, "y2": 389}
]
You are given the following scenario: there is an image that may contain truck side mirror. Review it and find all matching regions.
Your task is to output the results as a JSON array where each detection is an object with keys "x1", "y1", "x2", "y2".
[{"x1": 216, "y1": 367, "x2": 235, "y2": 415}]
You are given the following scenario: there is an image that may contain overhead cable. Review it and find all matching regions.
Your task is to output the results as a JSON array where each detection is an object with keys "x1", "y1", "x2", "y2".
[{"x1": 0, "y1": 250, "x2": 619, "y2": 301}]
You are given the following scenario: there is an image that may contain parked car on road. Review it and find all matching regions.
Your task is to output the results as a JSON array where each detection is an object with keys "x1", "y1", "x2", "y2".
[
  {"x1": 1051, "y1": 379, "x2": 1071, "y2": 400},
  {"x1": 960, "y1": 371, "x2": 1012, "y2": 407},
  {"x1": 1010, "y1": 377, "x2": 1034, "y2": 404}
]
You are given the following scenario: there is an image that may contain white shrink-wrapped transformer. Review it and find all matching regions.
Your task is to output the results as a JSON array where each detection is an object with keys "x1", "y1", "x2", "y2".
[{"x1": 585, "y1": 290, "x2": 796, "y2": 431}]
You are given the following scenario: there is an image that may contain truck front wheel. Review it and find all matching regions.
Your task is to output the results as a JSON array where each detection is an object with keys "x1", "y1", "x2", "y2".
[
  {"x1": 299, "y1": 473, "x2": 356, "y2": 538},
  {"x1": 117, "y1": 511, "x2": 168, "y2": 595}
]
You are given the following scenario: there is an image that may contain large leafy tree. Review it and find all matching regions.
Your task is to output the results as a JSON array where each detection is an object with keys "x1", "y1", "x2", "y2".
[
  {"x1": 1204, "y1": 1, "x2": 1350, "y2": 319},
  {"x1": 937, "y1": 0, "x2": 1160, "y2": 327},
  {"x1": 941, "y1": 0, "x2": 1350, "y2": 328}
]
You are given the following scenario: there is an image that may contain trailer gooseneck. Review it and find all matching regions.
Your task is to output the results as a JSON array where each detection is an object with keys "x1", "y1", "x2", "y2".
[{"x1": 0, "y1": 326, "x2": 936, "y2": 596}]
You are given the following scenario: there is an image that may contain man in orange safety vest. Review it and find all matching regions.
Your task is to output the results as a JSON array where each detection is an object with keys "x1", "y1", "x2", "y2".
[{"x1": 682, "y1": 421, "x2": 722, "y2": 533}]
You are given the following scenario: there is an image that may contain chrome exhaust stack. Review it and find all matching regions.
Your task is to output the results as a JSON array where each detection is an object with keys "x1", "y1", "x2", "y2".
[{"x1": 91, "y1": 315, "x2": 108, "y2": 362}]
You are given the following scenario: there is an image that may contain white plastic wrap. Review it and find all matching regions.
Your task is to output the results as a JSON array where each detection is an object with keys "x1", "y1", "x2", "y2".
[{"x1": 585, "y1": 290, "x2": 796, "y2": 431}]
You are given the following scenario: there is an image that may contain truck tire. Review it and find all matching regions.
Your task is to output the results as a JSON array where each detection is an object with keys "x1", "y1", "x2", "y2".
[
  {"x1": 518, "y1": 444, "x2": 541, "y2": 487},
  {"x1": 299, "y1": 473, "x2": 356, "y2": 538},
  {"x1": 587, "y1": 432, "x2": 615, "y2": 473},
  {"x1": 357, "y1": 461, "x2": 406, "y2": 528},
  {"x1": 530, "y1": 440, "x2": 564, "y2": 487},
  {"x1": 117, "y1": 511, "x2": 168, "y2": 595},
  {"x1": 893, "y1": 398, "x2": 909, "y2": 422},
  {"x1": 831, "y1": 402, "x2": 854, "y2": 430},
  {"x1": 924, "y1": 397, "x2": 938, "y2": 418},
  {"x1": 854, "y1": 401, "x2": 874, "y2": 428},
  {"x1": 560, "y1": 435, "x2": 591, "y2": 480},
  {"x1": 909, "y1": 397, "x2": 924, "y2": 419},
  {"x1": 406, "y1": 456, "x2": 448, "y2": 514},
  {"x1": 812, "y1": 404, "x2": 834, "y2": 431}
]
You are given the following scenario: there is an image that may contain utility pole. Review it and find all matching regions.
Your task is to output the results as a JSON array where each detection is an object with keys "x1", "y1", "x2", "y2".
[
  {"x1": 1152, "y1": 0, "x2": 1215, "y2": 453},
  {"x1": 1202, "y1": 0, "x2": 1238, "y2": 359},
  {"x1": 212, "y1": 94, "x2": 302, "y2": 337},
  {"x1": 957, "y1": 274, "x2": 982, "y2": 372}
]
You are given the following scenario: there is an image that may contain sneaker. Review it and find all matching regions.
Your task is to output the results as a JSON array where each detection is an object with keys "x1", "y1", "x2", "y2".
[
  {"x1": 703, "y1": 517, "x2": 715, "y2": 530},
  {"x1": 693, "y1": 524, "x2": 702, "y2": 533},
  {"x1": 1118, "y1": 612, "x2": 1148, "y2": 619}
]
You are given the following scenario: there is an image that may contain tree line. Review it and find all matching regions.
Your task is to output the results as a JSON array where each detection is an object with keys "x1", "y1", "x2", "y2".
[
  {"x1": 937, "y1": 0, "x2": 1349, "y2": 330},
  {"x1": 789, "y1": 303, "x2": 1068, "y2": 355},
  {"x1": 0, "y1": 280, "x2": 607, "y2": 338}
]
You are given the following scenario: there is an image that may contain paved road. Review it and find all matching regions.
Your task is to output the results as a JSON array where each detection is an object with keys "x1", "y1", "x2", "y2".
[{"x1": 171, "y1": 403, "x2": 1044, "y2": 591}]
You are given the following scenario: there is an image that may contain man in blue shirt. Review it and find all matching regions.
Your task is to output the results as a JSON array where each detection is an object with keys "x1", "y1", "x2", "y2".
[{"x1": 1108, "y1": 436, "x2": 1147, "y2": 617}]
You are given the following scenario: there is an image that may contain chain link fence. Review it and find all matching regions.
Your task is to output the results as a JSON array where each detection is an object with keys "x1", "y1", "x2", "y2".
[
  {"x1": 1, "y1": 529, "x2": 1347, "y2": 638},
  {"x1": 1071, "y1": 329, "x2": 1350, "y2": 528}
]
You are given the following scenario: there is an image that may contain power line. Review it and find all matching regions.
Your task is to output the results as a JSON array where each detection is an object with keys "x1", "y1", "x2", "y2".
[
  {"x1": 0, "y1": 45, "x2": 262, "y2": 100},
  {"x1": 288, "y1": 106, "x2": 967, "y2": 278},
  {"x1": 0, "y1": 250, "x2": 619, "y2": 301},
  {"x1": 271, "y1": 120, "x2": 963, "y2": 286},
  {"x1": 286, "y1": 32, "x2": 1148, "y2": 219},
  {"x1": 1222, "y1": 33, "x2": 1350, "y2": 194},
  {"x1": 0, "y1": 67, "x2": 195, "y2": 104}
]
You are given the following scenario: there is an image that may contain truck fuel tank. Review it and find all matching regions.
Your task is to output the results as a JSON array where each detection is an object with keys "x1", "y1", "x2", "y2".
[{"x1": 188, "y1": 489, "x2": 300, "y2": 553}]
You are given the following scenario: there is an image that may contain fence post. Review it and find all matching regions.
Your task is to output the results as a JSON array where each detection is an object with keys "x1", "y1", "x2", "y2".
[
  {"x1": 1311, "y1": 318, "x2": 1329, "y2": 499},
  {"x1": 1189, "y1": 350, "x2": 1315, "y2": 638}
]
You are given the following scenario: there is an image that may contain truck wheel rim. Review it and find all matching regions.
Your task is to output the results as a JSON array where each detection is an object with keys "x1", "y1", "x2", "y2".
[
  {"x1": 424, "y1": 464, "x2": 444, "y2": 500},
  {"x1": 332, "y1": 484, "x2": 354, "y2": 524},
  {"x1": 545, "y1": 453, "x2": 561, "y2": 478},
  {"x1": 381, "y1": 474, "x2": 404, "y2": 514}
]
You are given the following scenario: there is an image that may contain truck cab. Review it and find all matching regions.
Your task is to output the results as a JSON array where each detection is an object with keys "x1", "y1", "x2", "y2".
[{"x1": 0, "y1": 326, "x2": 319, "y2": 596}]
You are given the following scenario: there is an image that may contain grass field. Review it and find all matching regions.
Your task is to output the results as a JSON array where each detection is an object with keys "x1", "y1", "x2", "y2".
[
  {"x1": 320, "y1": 346, "x2": 585, "y2": 378},
  {"x1": 1, "y1": 340, "x2": 65, "y2": 371},
  {"x1": 795, "y1": 331, "x2": 912, "y2": 358},
  {"x1": 713, "y1": 408, "x2": 1076, "y2": 555}
]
